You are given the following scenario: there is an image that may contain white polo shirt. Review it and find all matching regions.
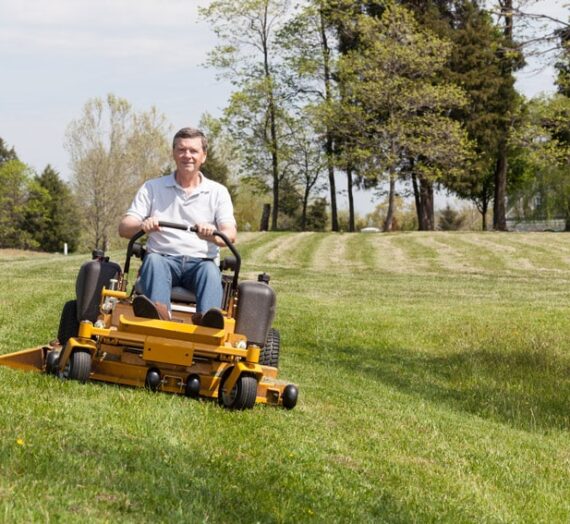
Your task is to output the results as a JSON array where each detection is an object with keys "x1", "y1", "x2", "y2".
[{"x1": 126, "y1": 172, "x2": 236, "y2": 259}]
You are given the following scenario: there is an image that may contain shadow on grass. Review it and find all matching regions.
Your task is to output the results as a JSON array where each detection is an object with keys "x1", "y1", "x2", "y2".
[{"x1": 341, "y1": 344, "x2": 570, "y2": 432}]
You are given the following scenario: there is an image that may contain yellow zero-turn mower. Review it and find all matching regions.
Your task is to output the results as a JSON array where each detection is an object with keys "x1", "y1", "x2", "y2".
[{"x1": 0, "y1": 222, "x2": 298, "y2": 410}]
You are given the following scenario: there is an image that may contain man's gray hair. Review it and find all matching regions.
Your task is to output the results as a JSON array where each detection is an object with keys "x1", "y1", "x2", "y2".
[{"x1": 172, "y1": 127, "x2": 208, "y2": 152}]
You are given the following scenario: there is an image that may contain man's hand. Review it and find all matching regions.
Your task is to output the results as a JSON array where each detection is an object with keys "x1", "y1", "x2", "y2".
[
  {"x1": 119, "y1": 214, "x2": 159, "y2": 239},
  {"x1": 140, "y1": 216, "x2": 161, "y2": 234},
  {"x1": 194, "y1": 222, "x2": 237, "y2": 247},
  {"x1": 194, "y1": 223, "x2": 217, "y2": 241}
]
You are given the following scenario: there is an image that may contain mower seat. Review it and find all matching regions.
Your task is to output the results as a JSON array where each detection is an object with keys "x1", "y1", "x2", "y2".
[
  {"x1": 171, "y1": 286, "x2": 196, "y2": 304},
  {"x1": 134, "y1": 281, "x2": 196, "y2": 305}
]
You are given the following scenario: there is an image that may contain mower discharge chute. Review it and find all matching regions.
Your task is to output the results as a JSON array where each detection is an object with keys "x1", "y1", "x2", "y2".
[{"x1": 0, "y1": 222, "x2": 298, "y2": 410}]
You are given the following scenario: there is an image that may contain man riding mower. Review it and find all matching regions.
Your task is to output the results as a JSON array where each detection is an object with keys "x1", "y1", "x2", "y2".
[{"x1": 0, "y1": 223, "x2": 298, "y2": 410}]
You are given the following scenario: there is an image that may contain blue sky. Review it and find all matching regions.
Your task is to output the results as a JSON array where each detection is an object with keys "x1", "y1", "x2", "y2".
[{"x1": 0, "y1": 0, "x2": 567, "y2": 213}]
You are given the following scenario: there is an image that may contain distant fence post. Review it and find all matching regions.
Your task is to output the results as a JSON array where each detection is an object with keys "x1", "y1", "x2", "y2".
[
  {"x1": 63, "y1": 242, "x2": 68, "y2": 255},
  {"x1": 260, "y1": 204, "x2": 271, "y2": 231}
]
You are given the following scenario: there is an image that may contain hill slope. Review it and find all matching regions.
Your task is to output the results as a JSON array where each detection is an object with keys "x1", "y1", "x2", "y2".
[{"x1": 1, "y1": 232, "x2": 569, "y2": 522}]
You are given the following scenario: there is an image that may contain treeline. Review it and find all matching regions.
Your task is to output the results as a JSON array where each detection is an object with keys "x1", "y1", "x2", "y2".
[
  {"x1": 0, "y1": 140, "x2": 80, "y2": 252},
  {"x1": 200, "y1": 0, "x2": 570, "y2": 232},
  {"x1": 1, "y1": 1, "x2": 569, "y2": 253}
]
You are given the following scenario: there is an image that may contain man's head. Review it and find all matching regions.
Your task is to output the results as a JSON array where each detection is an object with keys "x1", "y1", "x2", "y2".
[
  {"x1": 172, "y1": 127, "x2": 208, "y2": 153},
  {"x1": 172, "y1": 127, "x2": 208, "y2": 178}
]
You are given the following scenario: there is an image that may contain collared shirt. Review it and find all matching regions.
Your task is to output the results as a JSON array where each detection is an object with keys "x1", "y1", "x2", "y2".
[{"x1": 126, "y1": 172, "x2": 236, "y2": 259}]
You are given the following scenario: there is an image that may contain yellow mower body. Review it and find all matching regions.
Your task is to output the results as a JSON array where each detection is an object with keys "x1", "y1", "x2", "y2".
[{"x1": 0, "y1": 224, "x2": 298, "y2": 410}]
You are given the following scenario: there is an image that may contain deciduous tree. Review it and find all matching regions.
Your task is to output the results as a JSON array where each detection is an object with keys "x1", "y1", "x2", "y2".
[
  {"x1": 201, "y1": 0, "x2": 292, "y2": 230},
  {"x1": 65, "y1": 94, "x2": 171, "y2": 250}
]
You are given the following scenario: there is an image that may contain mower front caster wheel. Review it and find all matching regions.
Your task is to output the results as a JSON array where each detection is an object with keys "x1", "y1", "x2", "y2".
[
  {"x1": 218, "y1": 371, "x2": 257, "y2": 410},
  {"x1": 64, "y1": 350, "x2": 92, "y2": 383},
  {"x1": 45, "y1": 350, "x2": 61, "y2": 375}
]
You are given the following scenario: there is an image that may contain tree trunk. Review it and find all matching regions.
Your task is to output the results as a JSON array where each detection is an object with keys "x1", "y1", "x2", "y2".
[
  {"x1": 260, "y1": 204, "x2": 271, "y2": 231},
  {"x1": 493, "y1": 140, "x2": 508, "y2": 231},
  {"x1": 347, "y1": 166, "x2": 355, "y2": 232},
  {"x1": 260, "y1": 3, "x2": 280, "y2": 231},
  {"x1": 326, "y1": 138, "x2": 338, "y2": 232},
  {"x1": 383, "y1": 174, "x2": 396, "y2": 232},
  {"x1": 412, "y1": 172, "x2": 423, "y2": 228},
  {"x1": 419, "y1": 176, "x2": 435, "y2": 231},
  {"x1": 301, "y1": 186, "x2": 310, "y2": 231},
  {"x1": 493, "y1": 0, "x2": 514, "y2": 232},
  {"x1": 481, "y1": 200, "x2": 488, "y2": 231},
  {"x1": 319, "y1": 8, "x2": 339, "y2": 232}
]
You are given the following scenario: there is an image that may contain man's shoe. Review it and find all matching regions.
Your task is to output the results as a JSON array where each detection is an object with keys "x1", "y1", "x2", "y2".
[
  {"x1": 200, "y1": 308, "x2": 225, "y2": 329},
  {"x1": 133, "y1": 295, "x2": 170, "y2": 320}
]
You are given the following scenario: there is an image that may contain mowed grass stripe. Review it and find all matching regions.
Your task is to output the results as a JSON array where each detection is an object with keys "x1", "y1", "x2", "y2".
[
  {"x1": 493, "y1": 233, "x2": 570, "y2": 272},
  {"x1": 311, "y1": 233, "x2": 372, "y2": 273},
  {"x1": 411, "y1": 233, "x2": 484, "y2": 275},
  {"x1": 439, "y1": 233, "x2": 515, "y2": 273},
  {"x1": 383, "y1": 233, "x2": 445, "y2": 274}
]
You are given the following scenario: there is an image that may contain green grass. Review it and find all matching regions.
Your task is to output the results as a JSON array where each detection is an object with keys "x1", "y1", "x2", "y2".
[{"x1": 1, "y1": 232, "x2": 570, "y2": 523}]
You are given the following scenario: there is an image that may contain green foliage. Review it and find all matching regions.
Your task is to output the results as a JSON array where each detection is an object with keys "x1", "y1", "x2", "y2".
[
  {"x1": 232, "y1": 179, "x2": 268, "y2": 231},
  {"x1": 426, "y1": 1, "x2": 519, "y2": 219},
  {"x1": 334, "y1": 4, "x2": 472, "y2": 189},
  {"x1": 509, "y1": 94, "x2": 570, "y2": 224},
  {"x1": 0, "y1": 160, "x2": 38, "y2": 249},
  {"x1": 23, "y1": 166, "x2": 82, "y2": 253}
]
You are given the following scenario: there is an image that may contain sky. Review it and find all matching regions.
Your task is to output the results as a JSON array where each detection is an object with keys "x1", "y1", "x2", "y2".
[{"x1": 0, "y1": 0, "x2": 568, "y2": 214}]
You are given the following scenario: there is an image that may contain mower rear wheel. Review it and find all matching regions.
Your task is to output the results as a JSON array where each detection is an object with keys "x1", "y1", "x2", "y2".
[
  {"x1": 218, "y1": 371, "x2": 257, "y2": 410},
  {"x1": 58, "y1": 300, "x2": 79, "y2": 349},
  {"x1": 65, "y1": 350, "x2": 91, "y2": 383},
  {"x1": 259, "y1": 328, "x2": 280, "y2": 367}
]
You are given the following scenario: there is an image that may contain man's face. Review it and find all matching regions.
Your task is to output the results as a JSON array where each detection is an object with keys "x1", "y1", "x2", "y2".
[{"x1": 173, "y1": 137, "x2": 207, "y2": 176}]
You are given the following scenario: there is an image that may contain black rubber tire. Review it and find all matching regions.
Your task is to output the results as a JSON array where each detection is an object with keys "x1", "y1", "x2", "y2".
[
  {"x1": 259, "y1": 328, "x2": 280, "y2": 367},
  {"x1": 45, "y1": 350, "x2": 60, "y2": 375},
  {"x1": 66, "y1": 350, "x2": 91, "y2": 383},
  {"x1": 218, "y1": 371, "x2": 257, "y2": 410},
  {"x1": 57, "y1": 300, "x2": 79, "y2": 349}
]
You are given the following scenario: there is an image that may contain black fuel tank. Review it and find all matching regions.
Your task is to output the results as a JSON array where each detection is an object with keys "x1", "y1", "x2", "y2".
[
  {"x1": 75, "y1": 257, "x2": 121, "y2": 322},
  {"x1": 235, "y1": 280, "x2": 276, "y2": 347}
]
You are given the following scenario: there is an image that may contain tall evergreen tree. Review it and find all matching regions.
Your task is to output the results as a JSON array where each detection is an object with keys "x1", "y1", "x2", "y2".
[{"x1": 22, "y1": 165, "x2": 82, "y2": 252}]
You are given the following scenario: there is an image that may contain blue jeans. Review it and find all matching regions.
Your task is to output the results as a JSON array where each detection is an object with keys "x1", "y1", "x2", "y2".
[{"x1": 138, "y1": 253, "x2": 222, "y2": 313}]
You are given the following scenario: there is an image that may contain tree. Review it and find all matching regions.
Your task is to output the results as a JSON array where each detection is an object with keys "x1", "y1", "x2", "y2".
[
  {"x1": 201, "y1": 0, "x2": 292, "y2": 230},
  {"x1": 510, "y1": 95, "x2": 570, "y2": 228},
  {"x1": 22, "y1": 165, "x2": 82, "y2": 252},
  {"x1": 305, "y1": 197, "x2": 329, "y2": 231},
  {"x1": 0, "y1": 159, "x2": 37, "y2": 249},
  {"x1": 277, "y1": 1, "x2": 340, "y2": 231},
  {"x1": 438, "y1": 203, "x2": 466, "y2": 230},
  {"x1": 335, "y1": 4, "x2": 471, "y2": 231},
  {"x1": 420, "y1": 1, "x2": 514, "y2": 231},
  {"x1": 65, "y1": 94, "x2": 171, "y2": 250}
]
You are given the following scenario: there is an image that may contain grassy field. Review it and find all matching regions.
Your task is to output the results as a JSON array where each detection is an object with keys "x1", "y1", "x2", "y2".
[{"x1": 1, "y1": 231, "x2": 569, "y2": 523}]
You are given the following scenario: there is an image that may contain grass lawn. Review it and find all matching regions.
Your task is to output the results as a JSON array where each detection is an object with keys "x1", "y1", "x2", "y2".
[{"x1": 1, "y1": 231, "x2": 569, "y2": 522}]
